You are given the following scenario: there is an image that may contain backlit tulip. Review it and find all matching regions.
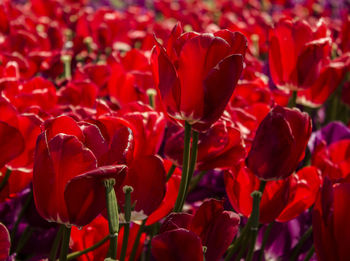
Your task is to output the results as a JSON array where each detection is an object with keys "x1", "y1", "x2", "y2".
[{"x1": 151, "y1": 24, "x2": 246, "y2": 131}]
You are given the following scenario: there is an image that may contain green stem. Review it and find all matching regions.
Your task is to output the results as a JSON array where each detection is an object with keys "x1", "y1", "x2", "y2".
[
  {"x1": 104, "y1": 178, "x2": 119, "y2": 259},
  {"x1": 289, "y1": 226, "x2": 313, "y2": 261},
  {"x1": 288, "y1": 91, "x2": 297, "y2": 108},
  {"x1": 129, "y1": 219, "x2": 146, "y2": 261},
  {"x1": 225, "y1": 219, "x2": 252, "y2": 261},
  {"x1": 182, "y1": 129, "x2": 199, "y2": 204},
  {"x1": 234, "y1": 231, "x2": 250, "y2": 261},
  {"x1": 49, "y1": 226, "x2": 64, "y2": 261},
  {"x1": 66, "y1": 235, "x2": 109, "y2": 261},
  {"x1": 0, "y1": 169, "x2": 11, "y2": 192},
  {"x1": 59, "y1": 225, "x2": 71, "y2": 261},
  {"x1": 246, "y1": 180, "x2": 267, "y2": 261},
  {"x1": 15, "y1": 226, "x2": 33, "y2": 253},
  {"x1": 303, "y1": 245, "x2": 315, "y2": 261},
  {"x1": 173, "y1": 121, "x2": 192, "y2": 212},
  {"x1": 166, "y1": 164, "x2": 176, "y2": 181},
  {"x1": 147, "y1": 89, "x2": 157, "y2": 109},
  {"x1": 120, "y1": 186, "x2": 133, "y2": 261},
  {"x1": 258, "y1": 222, "x2": 274, "y2": 261}
]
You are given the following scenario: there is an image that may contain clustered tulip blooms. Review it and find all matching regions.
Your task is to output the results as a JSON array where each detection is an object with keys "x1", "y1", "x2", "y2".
[{"x1": 0, "y1": 0, "x2": 349, "y2": 261}]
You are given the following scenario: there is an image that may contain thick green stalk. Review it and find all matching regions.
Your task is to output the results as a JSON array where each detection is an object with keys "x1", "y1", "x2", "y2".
[
  {"x1": 104, "y1": 178, "x2": 119, "y2": 259},
  {"x1": 49, "y1": 226, "x2": 64, "y2": 261},
  {"x1": 59, "y1": 225, "x2": 71, "y2": 261},
  {"x1": 61, "y1": 54, "x2": 72, "y2": 80},
  {"x1": 120, "y1": 186, "x2": 133, "y2": 261},
  {"x1": 245, "y1": 180, "x2": 267, "y2": 261},
  {"x1": 173, "y1": 121, "x2": 192, "y2": 212}
]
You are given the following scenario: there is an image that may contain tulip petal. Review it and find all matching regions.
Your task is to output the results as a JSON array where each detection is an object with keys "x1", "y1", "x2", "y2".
[
  {"x1": 33, "y1": 133, "x2": 97, "y2": 225},
  {"x1": 151, "y1": 228, "x2": 203, "y2": 261},
  {"x1": 177, "y1": 34, "x2": 230, "y2": 120},
  {"x1": 120, "y1": 155, "x2": 166, "y2": 216},
  {"x1": 195, "y1": 54, "x2": 243, "y2": 131},
  {"x1": 65, "y1": 165, "x2": 127, "y2": 227}
]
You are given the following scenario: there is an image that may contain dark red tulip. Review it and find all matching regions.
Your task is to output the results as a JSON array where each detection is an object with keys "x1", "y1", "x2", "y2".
[
  {"x1": 33, "y1": 115, "x2": 129, "y2": 226},
  {"x1": 152, "y1": 199, "x2": 240, "y2": 261},
  {"x1": 246, "y1": 105, "x2": 312, "y2": 180},
  {"x1": 313, "y1": 178, "x2": 350, "y2": 261},
  {"x1": 0, "y1": 223, "x2": 10, "y2": 261},
  {"x1": 269, "y1": 18, "x2": 331, "y2": 90},
  {"x1": 225, "y1": 161, "x2": 321, "y2": 223},
  {"x1": 151, "y1": 23, "x2": 246, "y2": 131}
]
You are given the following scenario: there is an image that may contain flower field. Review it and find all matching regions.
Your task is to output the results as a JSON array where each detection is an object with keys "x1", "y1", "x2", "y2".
[{"x1": 0, "y1": 0, "x2": 349, "y2": 260}]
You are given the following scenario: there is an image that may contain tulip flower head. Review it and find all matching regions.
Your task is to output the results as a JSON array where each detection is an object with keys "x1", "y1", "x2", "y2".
[
  {"x1": 151, "y1": 24, "x2": 247, "y2": 131},
  {"x1": 246, "y1": 105, "x2": 312, "y2": 180}
]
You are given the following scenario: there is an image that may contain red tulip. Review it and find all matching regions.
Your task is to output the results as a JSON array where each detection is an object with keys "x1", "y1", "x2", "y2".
[
  {"x1": 151, "y1": 23, "x2": 246, "y2": 131},
  {"x1": 269, "y1": 18, "x2": 331, "y2": 90},
  {"x1": 33, "y1": 115, "x2": 129, "y2": 226},
  {"x1": 246, "y1": 105, "x2": 312, "y2": 180},
  {"x1": 297, "y1": 53, "x2": 350, "y2": 107},
  {"x1": 152, "y1": 199, "x2": 240, "y2": 261},
  {"x1": 225, "y1": 161, "x2": 321, "y2": 223},
  {"x1": 313, "y1": 178, "x2": 350, "y2": 261}
]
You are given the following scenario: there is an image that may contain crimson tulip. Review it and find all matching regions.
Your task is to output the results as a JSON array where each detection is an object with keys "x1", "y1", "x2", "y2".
[
  {"x1": 297, "y1": 53, "x2": 350, "y2": 107},
  {"x1": 269, "y1": 18, "x2": 331, "y2": 90},
  {"x1": 246, "y1": 105, "x2": 312, "y2": 180},
  {"x1": 225, "y1": 160, "x2": 321, "y2": 223},
  {"x1": 33, "y1": 115, "x2": 129, "y2": 227},
  {"x1": 151, "y1": 23, "x2": 246, "y2": 131}
]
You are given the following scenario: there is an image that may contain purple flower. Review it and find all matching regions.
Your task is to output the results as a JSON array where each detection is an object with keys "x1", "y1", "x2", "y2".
[{"x1": 308, "y1": 121, "x2": 350, "y2": 152}]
